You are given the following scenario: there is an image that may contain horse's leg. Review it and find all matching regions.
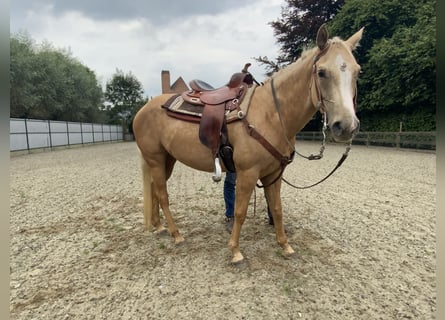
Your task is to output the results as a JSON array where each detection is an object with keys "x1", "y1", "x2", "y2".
[
  {"x1": 151, "y1": 185, "x2": 167, "y2": 234},
  {"x1": 228, "y1": 171, "x2": 257, "y2": 264},
  {"x1": 141, "y1": 156, "x2": 153, "y2": 229},
  {"x1": 141, "y1": 156, "x2": 166, "y2": 233},
  {"x1": 151, "y1": 155, "x2": 177, "y2": 233},
  {"x1": 264, "y1": 180, "x2": 295, "y2": 257},
  {"x1": 141, "y1": 151, "x2": 176, "y2": 233},
  {"x1": 150, "y1": 157, "x2": 184, "y2": 245},
  {"x1": 164, "y1": 153, "x2": 177, "y2": 180}
]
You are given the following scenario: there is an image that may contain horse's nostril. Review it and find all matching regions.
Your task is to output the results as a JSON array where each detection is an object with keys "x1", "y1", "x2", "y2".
[{"x1": 331, "y1": 121, "x2": 343, "y2": 136}]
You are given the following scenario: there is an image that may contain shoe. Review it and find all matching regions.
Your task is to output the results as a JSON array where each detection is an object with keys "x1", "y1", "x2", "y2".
[{"x1": 225, "y1": 217, "x2": 234, "y2": 233}]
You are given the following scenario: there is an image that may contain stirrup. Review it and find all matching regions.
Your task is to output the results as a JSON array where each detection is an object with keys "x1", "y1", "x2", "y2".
[{"x1": 212, "y1": 158, "x2": 222, "y2": 182}]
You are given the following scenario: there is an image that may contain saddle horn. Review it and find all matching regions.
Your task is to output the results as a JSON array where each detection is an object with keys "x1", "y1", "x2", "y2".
[{"x1": 241, "y1": 62, "x2": 261, "y2": 86}]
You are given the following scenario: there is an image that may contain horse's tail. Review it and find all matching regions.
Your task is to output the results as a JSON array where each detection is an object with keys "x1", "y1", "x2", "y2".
[{"x1": 140, "y1": 151, "x2": 153, "y2": 231}]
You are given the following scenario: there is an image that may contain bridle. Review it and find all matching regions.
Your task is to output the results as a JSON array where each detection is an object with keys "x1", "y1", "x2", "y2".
[
  {"x1": 311, "y1": 41, "x2": 359, "y2": 113},
  {"x1": 311, "y1": 41, "x2": 331, "y2": 113},
  {"x1": 292, "y1": 41, "x2": 333, "y2": 162},
  {"x1": 250, "y1": 41, "x2": 356, "y2": 189},
  {"x1": 283, "y1": 42, "x2": 358, "y2": 189}
]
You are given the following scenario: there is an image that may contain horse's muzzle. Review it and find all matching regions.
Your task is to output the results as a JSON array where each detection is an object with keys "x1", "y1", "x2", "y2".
[{"x1": 330, "y1": 118, "x2": 360, "y2": 142}]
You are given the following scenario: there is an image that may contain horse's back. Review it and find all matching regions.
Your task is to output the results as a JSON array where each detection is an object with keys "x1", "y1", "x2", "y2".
[
  {"x1": 134, "y1": 94, "x2": 174, "y2": 130},
  {"x1": 133, "y1": 93, "x2": 215, "y2": 172},
  {"x1": 133, "y1": 94, "x2": 172, "y2": 149}
]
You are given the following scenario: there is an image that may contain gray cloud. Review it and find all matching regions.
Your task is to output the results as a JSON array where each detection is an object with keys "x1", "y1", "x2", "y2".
[
  {"x1": 10, "y1": 0, "x2": 283, "y2": 96},
  {"x1": 11, "y1": 0, "x2": 259, "y2": 25}
]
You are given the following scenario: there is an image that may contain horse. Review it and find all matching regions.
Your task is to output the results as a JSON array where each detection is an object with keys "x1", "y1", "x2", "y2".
[{"x1": 133, "y1": 24, "x2": 364, "y2": 264}]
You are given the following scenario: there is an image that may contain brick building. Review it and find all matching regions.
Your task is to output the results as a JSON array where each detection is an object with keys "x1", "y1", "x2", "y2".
[{"x1": 161, "y1": 70, "x2": 189, "y2": 94}]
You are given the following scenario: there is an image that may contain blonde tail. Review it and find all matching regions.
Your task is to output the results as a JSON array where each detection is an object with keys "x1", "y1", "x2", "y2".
[{"x1": 140, "y1": 154, "x2": 153, "y2": 231}]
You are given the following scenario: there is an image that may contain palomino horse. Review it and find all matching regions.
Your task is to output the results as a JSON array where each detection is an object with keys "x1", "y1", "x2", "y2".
[{"x1": 133, "y1": 24, "x2": 363, "y2": 264}]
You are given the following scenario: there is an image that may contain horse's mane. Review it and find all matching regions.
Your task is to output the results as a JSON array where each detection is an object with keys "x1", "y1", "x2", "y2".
[
  {"x1": 262, "y1": 46, "x2": 317, "y2": 85},
  {"x1": 263, "y1": 36, "x2": 346, "y2": 85}
]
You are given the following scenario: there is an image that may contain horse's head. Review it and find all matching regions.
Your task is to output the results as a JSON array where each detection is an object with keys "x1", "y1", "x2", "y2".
[{"x1": 311, "y1": 24, "x2": 364, "y2": 143}]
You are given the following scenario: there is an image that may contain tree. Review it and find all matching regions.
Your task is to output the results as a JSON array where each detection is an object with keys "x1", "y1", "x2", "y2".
[
  {"x1": 260, "y1": 0, "x2": 436, "y2": 131},
  {"x1": 330, "y1": 0, "x2": 436, "y2": 131},
  {"x1": 256, "y1": 0, "x2": 344, "y2": 73},
  {"x1": 104, "y1": 70, "x2": 147, "y2": 132},
  {"x1": 10, "y1": 33, "x2": 39, "y2": 118},
  {"x1": 10, "y1": 32, "x2": 104, "y2": 122}
]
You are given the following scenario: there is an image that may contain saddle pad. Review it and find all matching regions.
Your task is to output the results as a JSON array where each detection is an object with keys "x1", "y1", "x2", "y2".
[
  {"x1": 162, "y1": 84, "x2": 258, "y2": 122},
  {"x1": 162, "y1": 94, "x2": 204, "y2": 117}
]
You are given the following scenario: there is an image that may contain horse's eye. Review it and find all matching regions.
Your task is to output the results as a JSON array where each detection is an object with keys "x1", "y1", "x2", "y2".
[{"x1": 318, "y1": 70, "x2": 326, "y2": 78}]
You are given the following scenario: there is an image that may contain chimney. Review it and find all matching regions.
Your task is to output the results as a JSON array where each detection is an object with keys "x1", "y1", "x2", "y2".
[{"x1": 161, "y1": 70, "x2": 171, "y2": 94}]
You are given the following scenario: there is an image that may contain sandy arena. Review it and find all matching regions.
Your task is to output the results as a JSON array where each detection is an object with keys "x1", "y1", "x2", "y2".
[{"x1": 9, "y1": 141, "x2": 436, "y2": 319}]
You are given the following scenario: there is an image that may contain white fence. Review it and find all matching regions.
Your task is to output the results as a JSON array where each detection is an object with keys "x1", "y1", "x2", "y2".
[
  {"x1": 10, "y1": 118, "x2": 123, "y2": 152},
  {"x1": 296, "y1": 131, "x2": 436, "y2": 150}
]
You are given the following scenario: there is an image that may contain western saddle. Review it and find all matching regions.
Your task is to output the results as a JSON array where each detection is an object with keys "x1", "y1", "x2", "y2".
[{"x1": 164, "y1": 63, "x2": 257, "y2": 182}]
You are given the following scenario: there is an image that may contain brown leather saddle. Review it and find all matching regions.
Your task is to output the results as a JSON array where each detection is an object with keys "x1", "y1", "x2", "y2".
[{"x1": 162, "y1": 63, "x2": 256, "y2": 181}]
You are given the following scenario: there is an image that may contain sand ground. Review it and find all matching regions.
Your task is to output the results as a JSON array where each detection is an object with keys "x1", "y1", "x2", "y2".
[{"x1": 9, "y1": 141, "x2": 436, "y2": 319}]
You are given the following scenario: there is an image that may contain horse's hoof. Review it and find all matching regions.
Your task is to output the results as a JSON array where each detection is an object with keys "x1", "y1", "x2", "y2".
[
  {"x1": 212, "y1": 174, "x2": 222, "y2": 182},
  {"x1": 153, "y1": 226, "x2": 168, "y2": 236},
  {"x1": 174, "y1": 235, "x2": 185, "y2": 245},
  {"x1": 283, "y1": 245, "x2": 296, "y2": 258},
  {"x1": 231, "y1": 252, "x2": 244, "y2": 265},
  {"x1": 231, "y1": 258, "x2": 248, "y2": 270}
]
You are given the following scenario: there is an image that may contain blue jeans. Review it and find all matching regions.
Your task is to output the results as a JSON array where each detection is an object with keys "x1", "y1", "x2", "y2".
[
  {"x1": 223, "y1": 172, "x2": 273, "y2": 220},
  {"x1": 224, "y1": 172, "x2": 237, "y2": 218}
]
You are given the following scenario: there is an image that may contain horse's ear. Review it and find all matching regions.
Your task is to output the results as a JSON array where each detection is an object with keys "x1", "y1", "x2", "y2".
[
  {"x1": 345, "y1": 27, "x2": 365, "y2": 51},
  {"x1": 316, "y1": 23, "x2": 329, "y2": 50}
]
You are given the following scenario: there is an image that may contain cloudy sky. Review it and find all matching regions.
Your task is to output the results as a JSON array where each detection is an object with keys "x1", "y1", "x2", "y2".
[{"x1": 10, "y1": 0, "x2": 285, "y2": 97}]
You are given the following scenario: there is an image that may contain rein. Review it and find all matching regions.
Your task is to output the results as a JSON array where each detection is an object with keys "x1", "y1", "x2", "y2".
[
  {"x1": 243, "y1": 42, "x2": 353, "y2": 190},
  {"x1": 294, "y1": 112, "x2": 327, "y2": 161},
  {"x1": 281, "y1": 42, "x2": 354, "y2": 189},
  {"x1": 283, "y1": 144, "x2": 351, "y2": 189}
]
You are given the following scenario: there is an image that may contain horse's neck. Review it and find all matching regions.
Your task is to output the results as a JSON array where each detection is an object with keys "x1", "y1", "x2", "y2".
[{"x1": 263, "y1": 51, "x2": 317, "y2": 140}]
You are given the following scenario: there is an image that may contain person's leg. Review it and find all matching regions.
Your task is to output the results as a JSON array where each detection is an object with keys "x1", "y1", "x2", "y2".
[
  {"x1": 224, "y1": 171, "x2": 237, "y2": 232},
  {"x1": 224, "y1": 171, "x2": 236, "y2": 217}
]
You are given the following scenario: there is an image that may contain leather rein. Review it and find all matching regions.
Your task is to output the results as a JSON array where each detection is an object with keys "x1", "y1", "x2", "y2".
[{"x1": 242, "y1": 42, "x2": 354, "y2": 189}]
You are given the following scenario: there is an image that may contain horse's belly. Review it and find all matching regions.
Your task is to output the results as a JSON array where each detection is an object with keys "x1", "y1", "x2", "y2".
[
  {"x1": 135, "y1": 101, "x2": 222, "y2": 173},
  {"x1": 164, "y1": 128, "x2": 215, "y2": 173}
]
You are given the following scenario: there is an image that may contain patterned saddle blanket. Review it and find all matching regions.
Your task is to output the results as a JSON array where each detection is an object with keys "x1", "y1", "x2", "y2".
[{"x1": 162, "y1": 84, "x2": 256, "y2": 123}]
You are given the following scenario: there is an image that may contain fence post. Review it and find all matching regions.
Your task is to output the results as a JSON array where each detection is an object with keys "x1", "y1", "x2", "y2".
[
  {"x1": 24, "y1": 119, "x2": 30, "y2": 151},
  {"x1": 66, "y1": 121, "x2": 70, "y2": 146},
  {"x1": 80, "y1": 122, "x2": 84, "y2": 145},
  {"x1": 48, "y1": 120, "x2": 53, "y2": 149}
]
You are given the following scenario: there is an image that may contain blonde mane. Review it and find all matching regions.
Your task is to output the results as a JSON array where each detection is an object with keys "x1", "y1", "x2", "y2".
[
  {"x1": 262, "y1": 45, "x2": 318, "y2": 86},
  {"x1": 263, "y1": 36, "x2": 348, "y2": 84}
]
